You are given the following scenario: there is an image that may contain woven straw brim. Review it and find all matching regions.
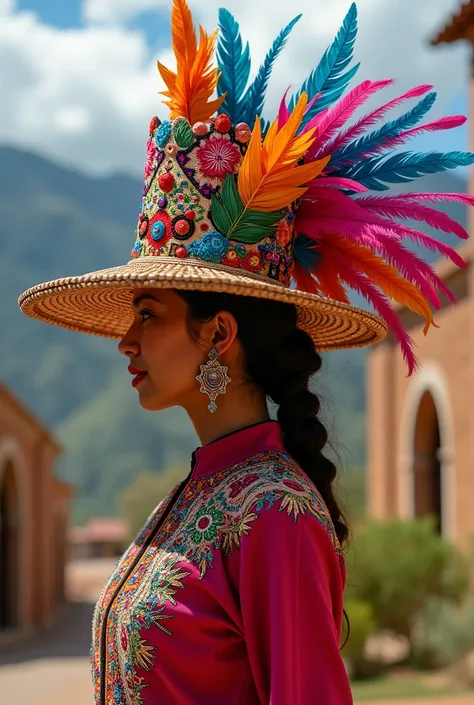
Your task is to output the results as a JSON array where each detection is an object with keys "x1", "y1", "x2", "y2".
[{"x1": 18, "y1": 257, "x2": 387, "y2": 350}]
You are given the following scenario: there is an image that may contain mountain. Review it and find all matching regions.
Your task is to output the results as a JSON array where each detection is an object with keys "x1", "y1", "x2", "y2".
[{"x1": 0, "y1": 146, "x2": 469, "y2": 522}]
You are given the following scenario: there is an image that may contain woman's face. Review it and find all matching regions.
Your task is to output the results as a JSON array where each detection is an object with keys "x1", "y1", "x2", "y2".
[{"x1": 118, "y1": 288, "x2": 210, "y2": 412}]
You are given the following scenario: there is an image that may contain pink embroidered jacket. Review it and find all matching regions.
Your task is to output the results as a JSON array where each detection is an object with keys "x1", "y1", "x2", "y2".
[{"x1": 91, "y1": 421, "x2": 353, "y2": 704}]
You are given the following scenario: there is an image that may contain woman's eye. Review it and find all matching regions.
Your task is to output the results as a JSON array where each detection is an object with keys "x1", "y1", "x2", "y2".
[{"x1": 138, "y1": 309, "x2": 153, "y2": 322}]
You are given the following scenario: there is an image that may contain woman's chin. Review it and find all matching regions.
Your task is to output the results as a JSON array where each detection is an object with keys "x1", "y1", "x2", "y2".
[{"x1": 136, "y1": 390, "x2": 173, "y2": 412}]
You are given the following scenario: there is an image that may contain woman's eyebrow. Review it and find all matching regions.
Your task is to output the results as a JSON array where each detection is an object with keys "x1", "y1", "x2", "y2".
[{"x1": 132, "y1": 293, "x2": 162, "y2": 310}]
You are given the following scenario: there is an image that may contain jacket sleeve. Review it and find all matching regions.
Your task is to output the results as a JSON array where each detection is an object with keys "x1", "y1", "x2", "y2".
[{"x1": 238, "y1": 504, "x2": 353, "y2": 704}]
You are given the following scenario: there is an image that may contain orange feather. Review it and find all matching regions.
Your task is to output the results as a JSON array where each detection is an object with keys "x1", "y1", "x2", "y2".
[
  {"x1": 157, "y1": 0, "x2": 224, "y2": 124},
  {"x1": 319, "y1": 237, "x2": 436, "y2": 334},
  {"x1": 237, "y1": 93, "x2": 328, "y2": 212}
]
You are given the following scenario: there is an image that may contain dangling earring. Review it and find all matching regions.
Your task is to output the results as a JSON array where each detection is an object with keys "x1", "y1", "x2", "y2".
[{"x1": 196, "y1": 348, "x2": 231, "y2": 413}]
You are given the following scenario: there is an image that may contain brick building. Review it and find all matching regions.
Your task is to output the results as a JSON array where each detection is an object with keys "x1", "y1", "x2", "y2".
[
  {"x1": 0, "y1": 383, "x2": 74, "y2": 643},
  {"x1": 367, "y1": 1, "x2": 474, "y2": 549}
]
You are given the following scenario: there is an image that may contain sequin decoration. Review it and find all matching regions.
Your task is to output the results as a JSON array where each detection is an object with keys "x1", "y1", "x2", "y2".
[{"x1": 196, "y1": 348, "x2": 231, "y2": 413}]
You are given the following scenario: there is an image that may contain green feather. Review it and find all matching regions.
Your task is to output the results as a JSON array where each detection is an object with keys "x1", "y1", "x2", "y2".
[{"x1": 211, "y1": 175, "x2": 283, "y2": 244}]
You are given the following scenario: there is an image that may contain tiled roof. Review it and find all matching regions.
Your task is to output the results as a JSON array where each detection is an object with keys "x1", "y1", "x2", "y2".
[{"x1": 431, "y1": 0, "x2": 474, "y2": 45}]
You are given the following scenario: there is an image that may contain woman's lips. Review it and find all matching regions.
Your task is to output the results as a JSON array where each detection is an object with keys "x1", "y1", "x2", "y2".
[{"x1": 128, "y1": 365, "x2": 148, "y2": 388}]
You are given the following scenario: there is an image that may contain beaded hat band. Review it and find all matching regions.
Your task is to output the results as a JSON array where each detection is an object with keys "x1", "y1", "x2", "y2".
[{"x1": 19, "y1": 0, "x2": 473, "y2": 373}]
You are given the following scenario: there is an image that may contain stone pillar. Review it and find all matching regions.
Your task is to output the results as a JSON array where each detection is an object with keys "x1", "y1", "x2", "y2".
[{"x1": 367, "y1": 340, "x2": 396, "y2": 519}]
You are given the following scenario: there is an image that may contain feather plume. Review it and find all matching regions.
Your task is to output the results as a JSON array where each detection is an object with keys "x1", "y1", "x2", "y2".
[
  {"x1": 320, "y1": 84, "x2": 430, "y2": 157},
  {"x1": 237, "y1": 94, "x2": 329, "y2": 212},
  {"x1": 290, "y1": 3, "x2": 360, "y2": 125},
  {"x1": 216, "y1": 9, "x2": 251, "y2": 123},
  {"x1": 157, "y1": 0, "x2": 224, "y2": 123},
  {"x1": 304, "y1": 80, "x2": 393, "y2": 161},
  {"x1": 239, "y1": 15, "x2": 301, "y2": 127},
  {"x1": 295, "y1": 192, "x2": 449, "y2": 308}
]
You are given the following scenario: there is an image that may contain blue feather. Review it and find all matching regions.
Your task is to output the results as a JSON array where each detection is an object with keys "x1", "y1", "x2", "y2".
[
  {"x1": 290, "y1": 3, "x2": 359, "y2": 127},
  {"x1": 294, "y1": 234, "x2": 322, "y2": 272},
  {"x1": 329, "y1": 92, "x2": 437, "y2": 168},
  {"x1": 240, "y1": 14, "x2": 302, "y2": 126},
  {"x1": 338, "y1": 151, "x2": 474, "y2": 191},
  {"x1": 216, "y1": 9, "x2": 251, "y2": 123}
]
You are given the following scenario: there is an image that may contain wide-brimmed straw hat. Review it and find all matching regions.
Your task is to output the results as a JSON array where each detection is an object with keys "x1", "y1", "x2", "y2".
[{"x1": 19, "y1": 0, "x2": 473, "y2": 373}]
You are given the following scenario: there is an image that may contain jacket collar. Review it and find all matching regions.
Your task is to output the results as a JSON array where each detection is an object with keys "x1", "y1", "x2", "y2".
[{"x1": 191, "y1": 420, "x2": 284, "y2": 479}]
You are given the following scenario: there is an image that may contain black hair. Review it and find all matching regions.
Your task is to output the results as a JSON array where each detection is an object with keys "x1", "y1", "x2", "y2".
[{"x1": 177, "y1": 290, "x2": 349, "y2": 548}]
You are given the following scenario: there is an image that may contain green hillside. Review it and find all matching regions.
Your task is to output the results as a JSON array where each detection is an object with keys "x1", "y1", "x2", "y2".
[{"x1": 0, "y1": 147, "x2": 468, "y2": 522}]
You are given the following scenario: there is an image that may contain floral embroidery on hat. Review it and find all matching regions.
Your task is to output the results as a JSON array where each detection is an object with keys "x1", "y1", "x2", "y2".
[{"x1": 196, "y1": 134, "x2": 241, "y2": 179}]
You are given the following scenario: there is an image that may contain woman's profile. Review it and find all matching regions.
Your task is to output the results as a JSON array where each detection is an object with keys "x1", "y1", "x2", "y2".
[{"x1": 19, "y1": 1, "x2": 472, "y2": 702}]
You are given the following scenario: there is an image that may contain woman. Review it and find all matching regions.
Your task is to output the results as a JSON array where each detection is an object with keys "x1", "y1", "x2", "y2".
[{"x1": 19, "y1": 1, "x2": 472, "y2": 703}]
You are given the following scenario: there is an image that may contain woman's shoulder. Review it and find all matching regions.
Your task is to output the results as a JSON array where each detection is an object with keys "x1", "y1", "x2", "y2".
[{"x1": 219, "y1": 448, "x2": 341, "y2": 553}]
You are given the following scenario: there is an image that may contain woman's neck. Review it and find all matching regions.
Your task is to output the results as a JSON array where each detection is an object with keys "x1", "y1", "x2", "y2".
[{"x1": 185, "y1": 382, "x2": 270, "y2": 447}]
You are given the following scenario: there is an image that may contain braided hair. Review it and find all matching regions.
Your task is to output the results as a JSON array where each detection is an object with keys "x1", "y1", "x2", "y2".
[{"x1": 177, "y1": 290, "x2": 349, "y2": 548}]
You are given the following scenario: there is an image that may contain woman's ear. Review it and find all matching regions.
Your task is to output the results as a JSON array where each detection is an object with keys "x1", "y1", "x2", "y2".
[{"x1": 201, "y1": 310, "x2": 238, "y2": 357}]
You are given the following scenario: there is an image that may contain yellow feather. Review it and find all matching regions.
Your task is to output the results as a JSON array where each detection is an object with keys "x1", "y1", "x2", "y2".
[
  {"x1": 157, "y1": 0, "x2": 224, "y2": 124},
  {"x1": 238, "y1": 93, "x2": 326, "y2": 213}
]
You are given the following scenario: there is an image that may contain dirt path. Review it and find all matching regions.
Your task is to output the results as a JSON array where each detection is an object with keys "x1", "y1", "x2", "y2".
[{"x1": 0, "y1": 558, "x2": 116, "y2": 705}]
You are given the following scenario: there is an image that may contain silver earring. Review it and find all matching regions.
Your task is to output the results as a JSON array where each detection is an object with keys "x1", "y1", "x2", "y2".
[{"x1": 196, "y1": 348, "x2": 231, "y2": 413}]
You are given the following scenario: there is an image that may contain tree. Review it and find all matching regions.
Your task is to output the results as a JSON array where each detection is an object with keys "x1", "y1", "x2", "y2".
[{"x1": 118, "y1": 467, "x2": 187, "y2": 540}]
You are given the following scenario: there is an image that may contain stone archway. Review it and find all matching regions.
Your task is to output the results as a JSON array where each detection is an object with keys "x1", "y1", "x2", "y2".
[
  {"x1": 0, "y1": 461, "x2": 20, "y2": 629},
  {"x1": 399, "y1": 364, "x2": 455, "y2": 540},
  {"x1": 412, "y1": 392, "x2": 442, "y2": 533}
]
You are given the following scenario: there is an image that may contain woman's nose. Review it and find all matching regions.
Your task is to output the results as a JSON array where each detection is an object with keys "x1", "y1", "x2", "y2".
[{"x1": 118, "y1": 323, "x2": 140, "y2": 358}]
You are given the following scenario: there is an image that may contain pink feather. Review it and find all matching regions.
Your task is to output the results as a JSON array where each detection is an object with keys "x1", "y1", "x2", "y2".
[
  {"x1": 304, "y1": 80, "x2": 393, "y2": 161},
  {"x1": 278, "y1": 89, "x2": 320, "y2": 129},
  {"x1": 319, "y1": 84, "x2": 432, "y2": 158},
  {"x1": 367, "y1": 229, "x2": 455, "y2": 306},
  {"x1": 278, "y1": 88, "x2": 291, "y2": 128},
  {"x1": 385, "y1": 192, "x2": 474, "y2": 207},
  {"x1": 304, "y1": 177, "x2": 368, "y2": 195},
  {"x1": 317, "y1": 248, "x2": 418, "y2": 374},
  {"x1": 364, "y1": 222, "x2": 467, "y2": 270},
  {"x1": 352, "y1": 115, "x2": 468, "y2": 161},
  {"x1": 355, "y1": 195, "x2": 470, "y2": 240}
]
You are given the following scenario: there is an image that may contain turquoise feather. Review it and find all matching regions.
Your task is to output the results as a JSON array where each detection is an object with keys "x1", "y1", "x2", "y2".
[
  {"x1": 216, "y1": 9, "x2": 251, "y2": 123},
  {"x1": 290, "y1": 3, "x2": 359, "y2": 127},
  {"x1": 239, "y1": 14, "x2": 301, "y2": 126},
  {"x1": 339, "y1": 151, "x2": 474, "y2": 191}
]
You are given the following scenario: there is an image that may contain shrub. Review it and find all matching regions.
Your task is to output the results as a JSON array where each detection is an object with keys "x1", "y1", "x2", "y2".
[
  {"x1": 412, "y1": 596, "x2": 474, "y2": 669},
  {"x1": 345, "y1": 517, "x2": 469, "y2": 639},
  {"x1": 342, "y1": 598, "x2": 378, "y2": 677}
]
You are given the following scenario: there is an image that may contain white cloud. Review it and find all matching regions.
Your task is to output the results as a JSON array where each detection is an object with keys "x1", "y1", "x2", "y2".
[{"x1": 0, "y1": 1, "x2": 470, "y2": 177}]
